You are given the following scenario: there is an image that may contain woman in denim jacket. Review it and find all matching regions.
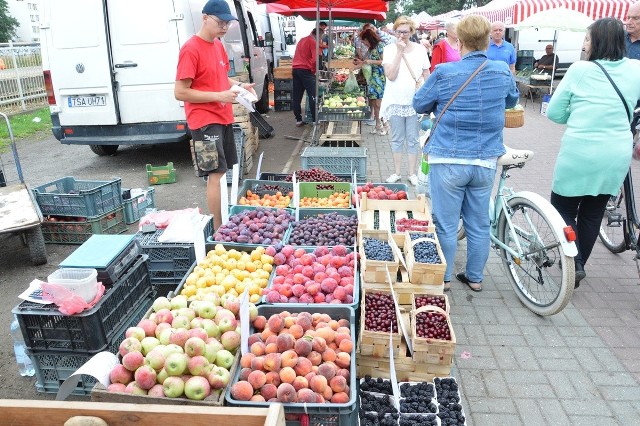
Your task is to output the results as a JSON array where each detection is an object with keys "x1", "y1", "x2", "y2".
[{"x1": 413, "y1": 15, "x2": 519, "y2": 291}]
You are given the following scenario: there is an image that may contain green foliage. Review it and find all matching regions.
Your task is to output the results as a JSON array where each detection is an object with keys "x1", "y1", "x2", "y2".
[
  {"x1": 0, "y1": 108, "x2": 51, "y2": 153},
  {"x1": 0, "y1": 0, "x2": 19, "y2": 42},
  {"x1": 392, "y1": 0, "x2": 491, "y2": 21}
]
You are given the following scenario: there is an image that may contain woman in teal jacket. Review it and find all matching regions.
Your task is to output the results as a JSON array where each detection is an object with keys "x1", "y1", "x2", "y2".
[{"x1": 547, "y1": 18, "x2": 640, "y2": 287}]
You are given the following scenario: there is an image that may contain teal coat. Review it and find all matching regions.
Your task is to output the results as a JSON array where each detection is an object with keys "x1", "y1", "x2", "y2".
[{"x1": 547, "y1": 58, "x2": 640, "y2": 196}]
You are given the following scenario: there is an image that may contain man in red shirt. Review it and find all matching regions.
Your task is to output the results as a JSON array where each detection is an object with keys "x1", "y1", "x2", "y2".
[
  {"x1": 175, "y1": 0, "x2": 256, "y2": 230},
  {"x1": 292, "y1": 28, "x2": 323, "y2": 127}
]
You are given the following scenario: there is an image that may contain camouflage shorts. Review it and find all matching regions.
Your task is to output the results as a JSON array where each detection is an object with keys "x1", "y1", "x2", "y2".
[{"x1": 190, "y1": 124, "x2": 237, "y2": 177}]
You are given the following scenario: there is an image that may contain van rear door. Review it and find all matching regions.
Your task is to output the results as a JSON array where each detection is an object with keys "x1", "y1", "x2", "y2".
[
  {"x1": 41, "y1": 0, "x2": 117, "y2": 126},
  {"x1": 107, "y1": 0, "x2": 184, "y2": 124}
]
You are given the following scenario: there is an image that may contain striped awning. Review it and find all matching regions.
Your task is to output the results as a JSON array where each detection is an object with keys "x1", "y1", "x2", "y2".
[{"x1": 463, "y1": 0, "x2": 633, "y2": 25}]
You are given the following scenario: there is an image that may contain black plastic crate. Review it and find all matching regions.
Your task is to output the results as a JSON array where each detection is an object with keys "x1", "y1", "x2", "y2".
[
  {"x1": 275, "y1": 101, "x2": 292, "y2": 111},
  {"x1": 274, "y1": 89, "x2": 292, "y2": 101},
  {"x1": 274, "y1": 78, "x2": 293, "y2": 91},
  {"x1": 29, "y1": 296, "x2": 153, "y2": 395},
  {"x1": 250, "y1": 111, "x2": 275, "y2": 139},
  {"x1": 13, "y1": 255, "x2": 152, "y2": 353},
  {"x1": 151, "y1": 280, "x2": 181, "y2": 298}
]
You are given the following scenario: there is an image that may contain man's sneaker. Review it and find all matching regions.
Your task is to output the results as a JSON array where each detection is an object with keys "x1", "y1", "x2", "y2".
[
  {"x1": 363, "y1": 119, "x2": 376, "y2": 126},
  {"x1": 408, "y1": 174, "x2": 419, "y2": 186},
  {"x1": 386, "y1": 174, "x2": 401, "y2": 183},
  {"x1": 296, "y1": 121, "x2": 306, "y2": 127}
]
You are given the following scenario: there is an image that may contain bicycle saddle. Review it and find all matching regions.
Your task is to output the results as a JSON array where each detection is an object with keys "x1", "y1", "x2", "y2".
[{"x1": 498, "y1": 146, "x2": 534, "y2": 166}]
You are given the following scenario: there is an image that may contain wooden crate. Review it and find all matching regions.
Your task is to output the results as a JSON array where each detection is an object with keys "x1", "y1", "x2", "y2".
[
  {"x1": 279, "y1": 58, "x2": 292, "y2": 67},
  {"x1": 359, "y1": 229, "x2": 400, "y2": 283},
  {"x1": 362, "y1": 266, "x2": 444, "y2": 305},
  {"x1": 0, "y1": 400, "x2": 285, "y2": 426},
  {"x1": 412, "y1": 292, "x2": 450, "y2": 315},
  {"x1": 320, "y1": 121, "x2": 362, "y2": 147},
  {"x1": 411, "y1": 305, "x2": 456, "y2": 367},
  {"x1": 328, "y1": 58, "x2": 356, "y2": 70},
  {"x1": 359, "y1": 194, "x2": 433, "y2": 247},
  {"x1": 358, "y1": 287, "x2": 402, "y2": 358},
  {"x1": 404, "y1": 232, "x2": 446, "y2": 287},
  {"x1": 273, "y1": 66, "x2": 292, "y2": 79},
  {"x1": 233, "y1": 103, "x2": 251, "y2": 123}
]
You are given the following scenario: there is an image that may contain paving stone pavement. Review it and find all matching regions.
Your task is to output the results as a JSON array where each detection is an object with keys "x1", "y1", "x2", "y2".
[{"x1": 293, "y1": 100, "x2": 640, "y2": 425}]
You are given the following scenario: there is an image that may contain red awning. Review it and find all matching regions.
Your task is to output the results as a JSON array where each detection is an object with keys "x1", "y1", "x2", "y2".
[
  {"x1": 266, "y1": 3, "x2": 386, "y2": 20},
  {"x1": 261, "y1": 0, "x2": 388, "y2": 12}
]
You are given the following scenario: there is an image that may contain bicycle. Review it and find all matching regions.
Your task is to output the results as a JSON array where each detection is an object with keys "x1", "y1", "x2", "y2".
[
  {"x1": 458, "y1": 146, "x2": 578, "y2": 316},
  {"x1": 598, "y1": 109, "x2": 640, "y2": 268}
]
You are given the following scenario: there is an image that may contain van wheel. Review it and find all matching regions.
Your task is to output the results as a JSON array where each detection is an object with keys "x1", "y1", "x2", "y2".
[
  {"x1": 255, "y1": 78, "x2": 270, "y2": 114},
  {"x1": 90, "y1": 145, "x2": 119, "y2": 156}
]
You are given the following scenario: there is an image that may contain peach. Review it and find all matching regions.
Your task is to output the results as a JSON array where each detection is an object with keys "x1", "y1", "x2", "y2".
[
  {"x1": 296, "y1": 315, "x2": 313, "y2": 331},
  {"x1": 279, "y1": 366, "x2": 296, "y2": 384},
  {"x1": 276, "y1": 334, "x2": 295, "y2": 352},
  {"x1": 297, "y1": 388, "x2": 316, "y2": 403},
  {"x1": 307, "y1": 350, "x2": 322, "y2": 366},
  {"x1": 251, "y1": 356, "x2": 265, "y2": 371},
  {"x1": 289, "y1": 324, "x2": 304, "y2": 339},
  {"x1": 336, "y1": 368, "x2": 350, "y2": 382},
  {"x1": 265, "y1": 371, "x2": 281, "y2": 387},
  {"x1": 250, "y1": 394, "x2": 266, "y2": 402},
  {"x1": 331, "y1": 392, "x2": 350, "y2": 403},
  {"x1": 277, "y1": 383, "x2": 297, "y2": 403},
  {"x1": 230, "y1": 380, "x2": 254, "y2": 401},
  {"x1": 291, "y1": 375, "x2": 308, "y2": 391},
  {"x1": 260, "y1": 383, "x2": 278, "y2": 400},
  {"x1": 294, "y1": 338, "x2": 312, "y2": 357},
  {"x1": 309, "y1": 375, "x2": 327, "y2": 393},
  {"x1": 284, "y1": 316, "x2": 296, "y2": 328},
  {"x1": 328, "y1": 342, "x2": 338, "y2": 351},
  {"x1": 315, "y1": 393, "x2": 325, "y2": 403},
  {"x1": 248, "y1": 333, "x2": 263, "y2": 346},
  {"x1": 248, "y1": 370, "x2": 267, "y2": 390},
  {"x1": 278, "y1": 310, "x2": 291, "y2": 319},
  {"x1": 315, "y1": 327, "x2": 335, "y2": 343},
  {"x1": 251, "y1": 341, "x2": 266, "y2": 356},
  {"x1": 253, "y1": 315, "x2": 267, "y2": 330},
  {"x1": 261, "y1": 328, "x2": 276, "y2": 341},
  {"x1": 293, "y1": 357, "x2": 312, "y2": 377},
  {"x1": 335, "y1": 352, "x2": 350, "y2": 369},
  {"x1": 240, "y1": 353, "x2": 255, "y2": 369},
  {"x1": 328, "y1": 320, "x2": 339, "y2": 331},
  {"x1": 239, "y1": 367, "x2": 252, "y2": 381},
  {"x1": 305, "y1": 371, "x2": 316, "y2": 383},
  {"x1": 336, "y1": 326, "x2": 350, "y2": 335},
  {"x1": 334, "y1": 332, "x2": 350, "y2": 347},
  {"x1": 322, "y1": 348, "x2": 337, "y2": 362},
  {"x1": 317, "y1": 363, "x2": 336, "y2": 380},
  {"x1": 281, "y1": 349, "x2": 298, "y2": 368},
  {"x1": 322, "y1": 385, "x2": 333, "y2": 401},
  {"x1": 265, "y1": 343, "x2": 278, "y2": 354},
  {"x1": 330, "y1": 375, "x2": 347, "y2": 393},
  {"x1": 265, "y1": 334, "x2": 278, "y2": 346},
  {"x1": 338, "y1": 319, "x2": 350, "y2": 328},
  {"x1": 263, "y1": 352, "x2": 281, "y2": 372},
  {"x1": 312, "y1": 336, "x2": 327, "y2": 353},
  {"x1": 338, "y1": 339, "x2": 353, "y2": 353}
]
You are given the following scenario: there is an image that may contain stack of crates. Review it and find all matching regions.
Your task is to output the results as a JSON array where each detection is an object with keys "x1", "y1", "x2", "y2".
[
  {"x1": 135, "y1": 216, "x2": 213, "y2": 297},
  {"x1": 233, "y1": 73, "x2": 259, "y2": 174},
  {"x1": 32, "y1": 177, "x2": 127, "y2": 244},
  {"x1": 226, "y1": 125, "x2": 245, "y2": 184},
  {"x1": 12, "y1": 253, "x2": 153, "y2": 395},
  {"x1": 274, "y1": 78, "x2": 293, "y2": 111}
]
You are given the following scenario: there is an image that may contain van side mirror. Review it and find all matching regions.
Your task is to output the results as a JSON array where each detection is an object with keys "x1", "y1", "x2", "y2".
[
  {"x1": 264, "y1": 31, "x2": 274, "y2": 47},
  {"x1": 285, "y1": 34, "x2": 295, "y2": 45}
]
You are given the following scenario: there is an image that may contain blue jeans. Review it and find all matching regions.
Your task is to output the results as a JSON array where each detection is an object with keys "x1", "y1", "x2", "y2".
[
  {"x1": 430, "y1": 163, "x2": 496, "y2": 282},
  {"x1": 388, "y1": 114, "x2": 420, "y2": 154},
  {"x1": 292, "y1": 68, "x2": 316, "y2": 123}
]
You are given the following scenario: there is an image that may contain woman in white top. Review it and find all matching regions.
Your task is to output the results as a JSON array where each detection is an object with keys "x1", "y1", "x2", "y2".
[{"x1": 380, "y1": 16, "x2": 431, "y2": 186}]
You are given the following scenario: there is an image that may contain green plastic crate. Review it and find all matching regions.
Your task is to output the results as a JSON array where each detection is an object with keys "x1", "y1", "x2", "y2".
[
  {"x1": 41, "y1": 207, "x2": 127, "y2": 244},
  {"x1": 146, "y1": 162, "x2": 176, "y2": 185},
  {"x1": 298, "y1": 181, "x2": 352, "y2": 209}
]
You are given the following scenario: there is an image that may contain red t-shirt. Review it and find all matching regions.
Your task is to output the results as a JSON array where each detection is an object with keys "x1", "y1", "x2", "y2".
[
  {"x1": 176, "y1": 36, "x2": 234, "y2": 129},
  {"x1": 292, "y1": 34, "x2": 317, "y2": 73}
]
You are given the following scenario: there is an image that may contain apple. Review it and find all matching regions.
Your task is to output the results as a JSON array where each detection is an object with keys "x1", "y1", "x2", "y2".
[
  {"x1": 190, "y1": 317, "x2": 204, "y2": 330},
  {"x1": 220, "y1": 330, "x2": 240, "y2": 352},
  {"x1": 222, "y1": 297, "x2": 240, "y2": 316},
  {"x1": 184, "y1": 376, "x2": 211, "y2": 400},
  {"x1": 155, "y1": 322, "x2": 172, "y2": 339},
  {"x1": 119, "y1": 337, "x2": 142, "y2": 357},
  {"x1": 197, "y1": 301, "x2": 217, "y2": 319},
  {"x1": 161, "y1": 343, "x2": 184, "y2": 358},
  {"x1": 168, "y1": 328, "x2": 190, "y2": 347},
  {"x1": 207, "y1": 365, "x2": 231, "y2": 389},
  {"x1": 187, "y1": 355, "x2": 210, "y2": 376},
  {"x1": 134, "y1": 365, "x2": 157, "y2": 390},
  {"x1": 170, "y1": 295, "x2": 189, "y2": 310},
  {"x1": 145, "y1": 348, "x2": 166, "y2": 371},
  {"x1": 158, "y1": 327, "x2": 176, "y2": 346},
  {"x1": 202, "y1": 292, "x2": 221, "y2": 306},
  {"x1": 204, "y1": 339, "x2": 224, "y2": 364},
  {"x1": 125, "y1": 326, "x2": 145, "y2": 342},
  {"x1": 162, "y1": 376, "x2": 185, "y2": 398},
  {"x1": 178, "y1": 307, "x2": 196, "y2": 322},
  {"x1": 137, "y1": 319, "x2": 157, "y2": 337},
  {"x1": 122, "y1": 351, "x2": 145, "y2": 372},
  {"x1": 147, "y1": 383, "x2": 165, "y2": 397},
  {"x1": 124, "y1": 381, "x2": 148, "y2": 395},
  {"x1": 152, "y1": 297, "x2": 171, "y2": 313},
  {"x1": 248, "y1": 303, "x2": 258, "y2": 322},
  {"x1": 172, "y1": 315, "x2": 191, "y2": 330},
  {"x1": 164, "y1": 352, "x2": 188, "y2": 376},
  {"x1": 156, "y1": 368, "x2": 169, "y2": 385},
  {"x1": 215, "y1": 349, "x2": 235, "y2": 370},
  {"x1": 184, "y1": 337, "x2": 207, "y2": 357},
  {"x1": 140, "y1": 336, "x2": 161, "y2": 356},
  {"x1": 155, "y1": 309, "x2": 174, "y2": 325},
  {"x1": 188, "y1": 327, "x2": 209, "y2": 341},
  {"x1": 201, "y1": 319, "x2": 220, "y2": 339},
  {"x1": 109, "y1": 364, "x2": 133, "y2": 385},
  {"x1": 217, "y1": 317, "x2": 237, "y2": 334},
  {"x1": 214, "y1": 308, "x2": 235, "y2": 324}
]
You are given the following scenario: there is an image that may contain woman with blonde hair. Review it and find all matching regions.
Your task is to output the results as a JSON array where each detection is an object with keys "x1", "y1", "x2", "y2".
[
  {"x1": 413, "y1": 15, "x2": 518, "y2": 291},
  {"x1": 429, "y1": 21, "x2": 461, "y2": 72},
  {"x1": 380, "y1": 16, "x2": 431, "y2": 186}
]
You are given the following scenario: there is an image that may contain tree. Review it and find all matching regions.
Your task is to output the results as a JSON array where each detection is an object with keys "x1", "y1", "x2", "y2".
[
  {"x1": 395, "y1": 0, "x2": 491, "y2": 19},
  {"x1": 0, "y1": 0, "x2": 19, "y2": 42}
]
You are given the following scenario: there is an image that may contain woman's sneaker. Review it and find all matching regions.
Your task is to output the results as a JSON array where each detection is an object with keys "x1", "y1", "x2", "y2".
[
  {"x1": 386, "y1": 174, "x2": 401, "y2": 183},
  {"x1": 408, "y1": 175, "x2": 419, "y2": 186}
]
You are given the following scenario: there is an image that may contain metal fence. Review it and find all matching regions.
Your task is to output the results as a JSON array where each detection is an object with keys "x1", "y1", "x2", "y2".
[{"x1": 0, "y1": 41, "x2": 47, "y2": 113}]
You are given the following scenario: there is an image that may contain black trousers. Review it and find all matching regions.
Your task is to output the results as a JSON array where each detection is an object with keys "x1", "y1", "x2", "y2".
[
  {"x1": 292, "y1": 68, "x2": 316, "y2": 123},
  {"x1": 550, "y1": 191, "x2": 610, "y2": 265}
]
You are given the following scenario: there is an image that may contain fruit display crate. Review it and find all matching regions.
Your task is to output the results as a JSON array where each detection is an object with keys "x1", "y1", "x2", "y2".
[
  {"x1": 354, "y1": 182, "x2": 410, "y2": 203},
  {"x1": 301, "y1": 147, "x2": 367, "y2": 182},
  {"x1": 361, "y1": 266, "x2": 430, "y2": 306},
  {"x1": 13, "y1": 255, "x2": 152, "y2": 353},
  {"x1": 135, "y1": 216, "x2": 214, "y2": 287},
  {"x1": 358, "y1": 288, "x2": 403, "y2": 358},
  {"x1": 412, "y1": 292, "x2": 450, "y2": 318},
  {"x1": 226, "y1": 125, "x2": 245, "y2": 185},
  {"x1": 289, "y1": 208, "x2": 358, "y2": 249},
  {"x1": 317, "y1": 106, "x2": 370, "y2": 122},
  {"x1": 404, "y1": 231, "x2": 446, "y2": 289},
  {"x1": 359, "y1": 229, "x2": 400, "y2": 283},
  {"x1": 226, "y1": 305, "x2": 357, "y2": 426},
  {"x1": 410, "y1": 305, "x2": 456, "y2": 372},
  {"x1": 146, "y1": 162, "x2": 176, "y2": 185},
  {"x1": 236, "y1": 179, "x2": 294, "y2": 208},
  {"x1": 122, "y1": 187, "x2": 156, "y2": 224},
  {"x1": 258, "y1": 172, "x2": 352, "y2": 182},
  {"x1": 41, "y1": 206, "x2": 127, "y2": 244},
  {"x1": 32, "y1": 176, "x2": 123, "y2": 218},
  {"x1": 297, "y1": 181, "x2": 352, "y2": 209},
  {"x1": 359, "y1": 194, "x2": 433, "y2": 247},
  {"x1": 28, "y1": 295, "x2": 153, "y2": 395}
]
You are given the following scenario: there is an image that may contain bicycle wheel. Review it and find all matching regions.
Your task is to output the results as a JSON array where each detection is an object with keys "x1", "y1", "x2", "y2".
[
  {"x1": 497, "y1": 196, "x2": 574, "y2": 316},
  {"x1": 598, "y1": 186, "x2": 627, "y2": 253},
  {"x1": 457, "y1": 216, "x2": 466, "y2": 240}
]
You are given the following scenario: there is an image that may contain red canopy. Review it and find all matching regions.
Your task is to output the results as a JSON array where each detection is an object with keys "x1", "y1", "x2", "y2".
[
  {"x1": 266, "y1": 2, "x2": 386, "y2": 20},
  {"x1": 261, "y1": 0, "x2": 388, "y2": 12}
]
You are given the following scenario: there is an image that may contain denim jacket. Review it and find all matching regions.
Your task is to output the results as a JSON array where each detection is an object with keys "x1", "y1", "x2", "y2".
[{"x1": 413, "y1": 51, "x2": 519, "y2": 159}]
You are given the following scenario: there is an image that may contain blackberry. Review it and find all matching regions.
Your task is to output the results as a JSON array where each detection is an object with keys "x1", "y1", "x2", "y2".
[
  {"x1": 399, "y1": 413, "x2": 439, "y2": 426},
  {"x1": 400, "y1": 398, "x2": 438, "y2": 414},
  {"x1": 361, "y1": 376, "x2": 393, "y2": 395},
  {"x1": 400, "y1": 381, "x2": 436, "y2": 399},
  {"x1": 360, "y1": 392, "x2": 397, "y2": 414}
]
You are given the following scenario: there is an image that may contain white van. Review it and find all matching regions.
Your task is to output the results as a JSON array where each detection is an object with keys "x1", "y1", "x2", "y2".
[
  {"x1": 254, "y1": 5, "x2": 290, "y2": 75},
  {"x1": 39, "y1": 0, "x2": 270, "y2": 156},
  {"x1": 514, "y1": 28, "x2": 586, "y2": 67}
]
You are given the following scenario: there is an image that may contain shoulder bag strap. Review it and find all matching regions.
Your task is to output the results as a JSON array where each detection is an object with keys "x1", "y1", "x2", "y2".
[
  {"x1": 402, "y1": 53, "x2": 420, "y2": 85},
  {"x1": 593, "y1": 61, "x2": 631, "y2": 122},
  {"x1": 430, "y1": 60, "x2": 488, "y2": 134}
]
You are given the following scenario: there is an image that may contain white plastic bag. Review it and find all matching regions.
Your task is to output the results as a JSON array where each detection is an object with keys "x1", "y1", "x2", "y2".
[{"x1": 158, "y1": 210, "x2": 209, "y2": 243}]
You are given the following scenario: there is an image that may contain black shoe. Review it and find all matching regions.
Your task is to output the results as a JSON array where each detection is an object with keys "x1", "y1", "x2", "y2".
[
  {"x1": 456, "y1": 272, "x2": 482, "y2": 292},
  {"x1": 574, "y1": 261, "x2": 586, "y2": 288}
]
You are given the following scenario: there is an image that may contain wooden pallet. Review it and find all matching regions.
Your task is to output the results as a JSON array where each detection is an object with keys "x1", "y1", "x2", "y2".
[{"x1": 320, "y1": 121, "x2": 362, "y2": 147}]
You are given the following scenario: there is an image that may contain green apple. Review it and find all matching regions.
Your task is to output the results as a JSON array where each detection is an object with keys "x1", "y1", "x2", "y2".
[{"x1": 162, "y1": 376, "x2": 184, "y2": 398}]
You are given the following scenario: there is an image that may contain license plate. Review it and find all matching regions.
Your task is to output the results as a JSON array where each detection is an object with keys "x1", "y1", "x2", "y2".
[{"x1": 67, "y1": 95, "x2": 107, "y2": 108}]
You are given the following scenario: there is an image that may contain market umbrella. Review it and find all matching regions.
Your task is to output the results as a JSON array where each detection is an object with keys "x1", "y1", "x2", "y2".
[{"x1": 513, "y1": 7, "x2": 593, "y2": 94}]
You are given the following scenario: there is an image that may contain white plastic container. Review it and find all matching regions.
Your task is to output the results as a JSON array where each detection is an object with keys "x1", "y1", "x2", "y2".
[{"x1": 47, "y1": 268, "x2": 98, "y2": 303}]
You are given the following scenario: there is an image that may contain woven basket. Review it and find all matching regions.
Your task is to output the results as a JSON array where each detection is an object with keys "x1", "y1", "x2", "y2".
[{"x1": 505, "y1": 109, "x2": 524, "y2": 128}]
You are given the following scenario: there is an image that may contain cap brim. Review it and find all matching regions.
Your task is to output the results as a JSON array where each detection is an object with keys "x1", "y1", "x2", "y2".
[{"x1": 215, "y1": 13, "x2": 238, "y2": 21}]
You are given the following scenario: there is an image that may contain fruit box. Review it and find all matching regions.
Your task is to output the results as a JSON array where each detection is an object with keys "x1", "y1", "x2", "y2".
[
  {"x1": 358, "y1": 288, "x2": 402, "y2": 359},
  {"x1": 411, "y1": 292, "x2": 450, "y2": 316},
  {"x1": 236, "y1": 179, "x2": 294, "y2": 208},
  {"x1": 359, "y1": 229, "x2": 400, "y2": 283},
  {"x1": 146, "y1": 162, "x2": 176, "y2": 185},
  {"x1": 289, "y1": 208, "x2": 358, "y2": 249},
  {"x1": 226, "y1": 305, "x2": 358, "y2": 426},
  {"x1": 410, "y1": 305, "x2": 456, "y2": 370},
  {"x1": 41, "y1": 207, "x2": 127, "y2": 245},
  {"x1": 359, "y1": 194, "x2": 433, "y2": 247},
  {"x1": 361, "y1": 266, "x2": 430, "y2": 306},
  {"x1": 404, "y1": 231, "x2": 446, "y2": 288},
  {"x1": 297, "y1": 181, "x2": 352, "y2": 209},
  {"x1": 1, "y1": 400, "x2": 286, "y2": 426}
]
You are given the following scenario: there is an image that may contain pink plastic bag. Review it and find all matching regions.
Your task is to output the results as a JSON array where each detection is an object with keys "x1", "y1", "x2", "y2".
[
  {"x1": 138, "y1": 208, "x2": 202, "y2": 230},
  {"x1": 40, "y1": 282, "x2": 105, "y2": 315}
]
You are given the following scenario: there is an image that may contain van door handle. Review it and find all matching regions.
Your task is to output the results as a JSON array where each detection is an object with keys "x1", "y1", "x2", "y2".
[{"x1": 115, "y1": 63, "x2": 138, "y2": 68}]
